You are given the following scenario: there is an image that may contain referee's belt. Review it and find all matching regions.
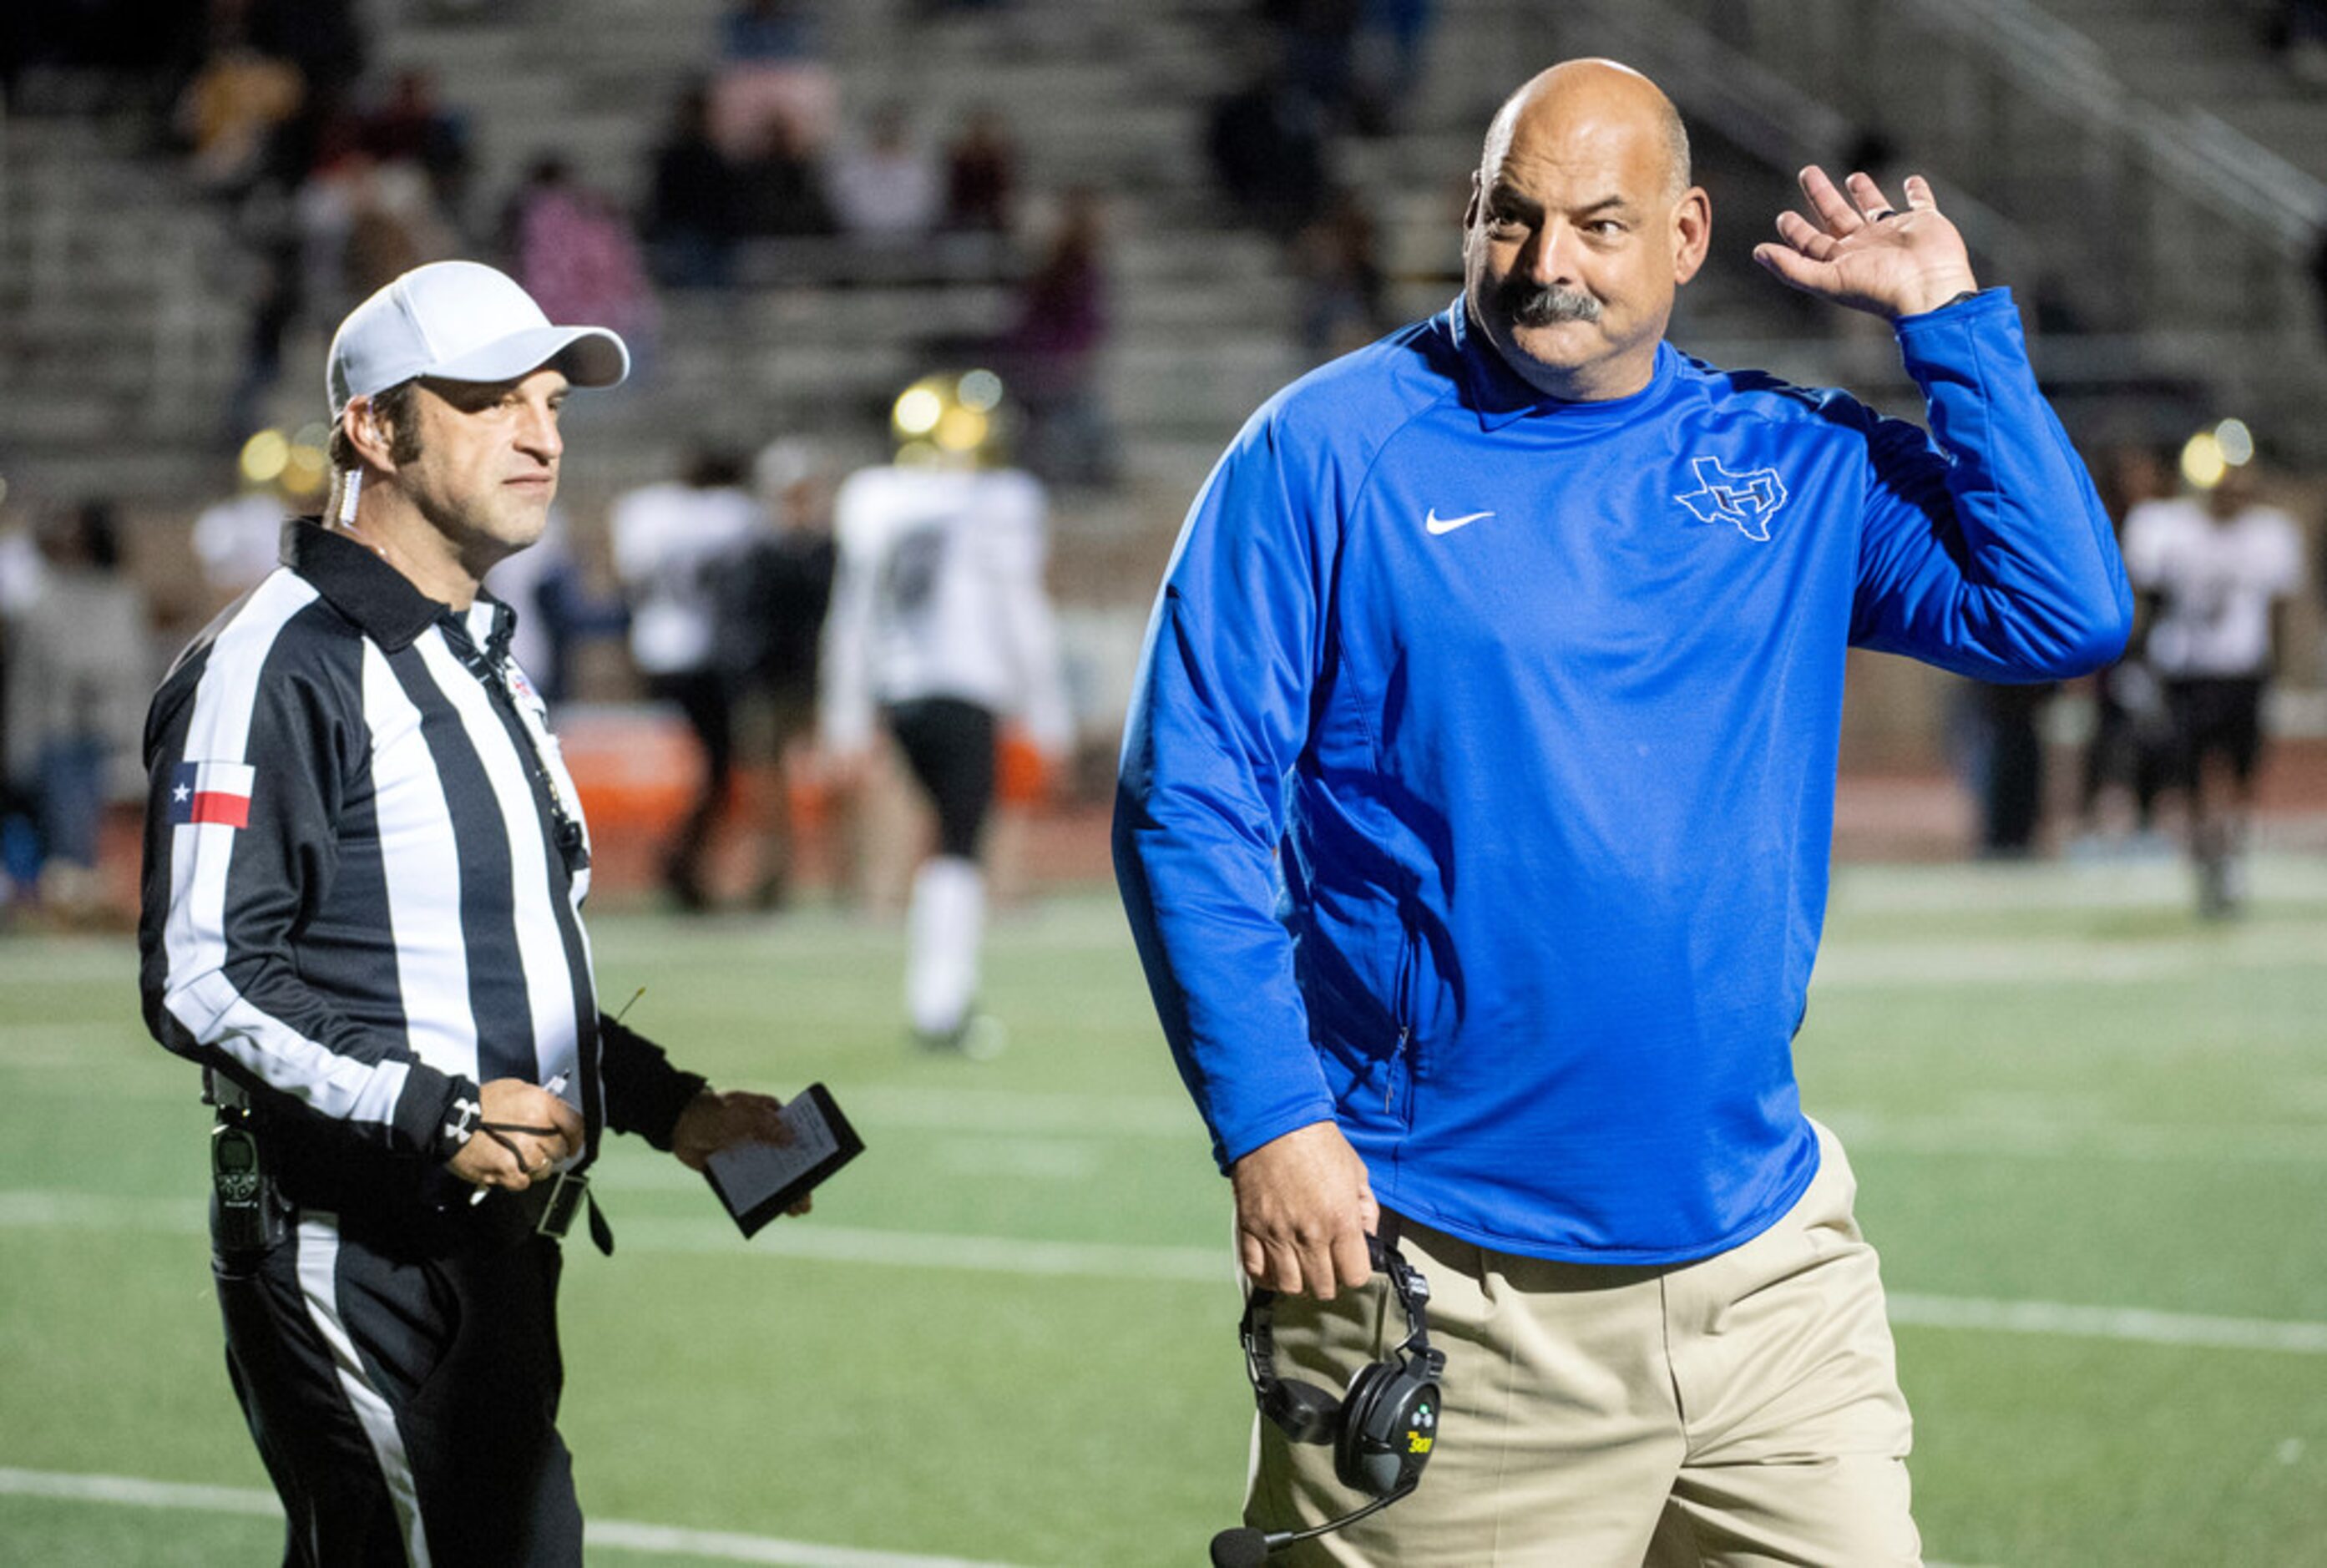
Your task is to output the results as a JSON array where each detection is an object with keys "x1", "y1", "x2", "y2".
[{"x1": 498, "y1": 1169, "x2": 614, "y2": 1254}]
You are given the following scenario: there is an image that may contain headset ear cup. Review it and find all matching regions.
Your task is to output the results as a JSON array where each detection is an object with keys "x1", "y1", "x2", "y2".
[
  {"x1": 1393, "y1": 1373, "x2": 1441, "y2": 1490},
  {"x1": 1335, "y1": 1364, "x2": 1440, "y2": 1496},
  {"x1": 1333, "y1": 1363, "x2": 1392, "y2": 1494}
]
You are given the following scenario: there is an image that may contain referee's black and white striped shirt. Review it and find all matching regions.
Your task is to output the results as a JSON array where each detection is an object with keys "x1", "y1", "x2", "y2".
[{"x1": 139, "y1": 519, "x2": 701, "y2": 1174}]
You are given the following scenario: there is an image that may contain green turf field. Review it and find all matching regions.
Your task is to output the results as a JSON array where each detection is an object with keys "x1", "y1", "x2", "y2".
[{"x1": 4, "y1": 853, "x2": 2324, "y2": 1565}]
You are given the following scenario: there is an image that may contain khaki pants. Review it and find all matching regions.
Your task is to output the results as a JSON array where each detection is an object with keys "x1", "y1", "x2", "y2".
[{"x1": 1247, "y1": 1123, "x2": 1920, "y2": 1566}]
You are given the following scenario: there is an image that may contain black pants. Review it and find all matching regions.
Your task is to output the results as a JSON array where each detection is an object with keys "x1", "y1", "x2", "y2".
[
  {"x1": 651, "y1": 668, "x2": 736, "y2": 902},
  {"x1": 887, "y1": 696, "x2": 996, "y2": 860},
  {"x1": 215, "y1": 1205, "x2": 579, "y2": 1567},
  {"x1": 2078, "y1": 685, "x2": 2170, "y2": 827},
  {"x1": 2164, "y1": 675, "x2": 2267, "y2": 789}
]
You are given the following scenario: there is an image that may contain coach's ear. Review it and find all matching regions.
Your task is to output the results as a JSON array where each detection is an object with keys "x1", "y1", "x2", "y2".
[{"x1": 1671, "y1": 185, "x2": 1711, "y2": 287}]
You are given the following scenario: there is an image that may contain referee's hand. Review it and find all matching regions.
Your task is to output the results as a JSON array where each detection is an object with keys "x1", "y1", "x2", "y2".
[
  {"x1": 671, "y1": 1089, "x2": 812, "y2": 1216},
  {"x1": 447, "y1": 1079, "x2": 584, "y2": 1194},
  {"x1": 1231, "y1": 1120, "x2": 1378, "y2": 1301}
]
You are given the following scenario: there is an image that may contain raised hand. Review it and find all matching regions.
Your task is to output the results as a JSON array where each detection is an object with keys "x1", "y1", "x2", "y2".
[{"x1": 1753, "y1": 166, "x2": 1980, "y2": 321}]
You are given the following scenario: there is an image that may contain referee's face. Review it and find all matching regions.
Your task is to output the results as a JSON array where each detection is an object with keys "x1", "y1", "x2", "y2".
[
  {"x1": 1463, "y1": 63, "x2": 1708, "y2": 403},
  {"x1": 397, "y1": 368, "x2": 569, "y2": 569}
]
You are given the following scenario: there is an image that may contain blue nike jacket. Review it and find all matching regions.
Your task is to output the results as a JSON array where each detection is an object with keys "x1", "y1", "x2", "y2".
[{"x1": 1113, "y1": 291, "x2": 2131, "y2": 1264}]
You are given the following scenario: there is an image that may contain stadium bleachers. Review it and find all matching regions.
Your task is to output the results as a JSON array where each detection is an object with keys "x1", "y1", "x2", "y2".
[{"x1": 6, "y1": 0, "x2": 2327, "y2": 513}]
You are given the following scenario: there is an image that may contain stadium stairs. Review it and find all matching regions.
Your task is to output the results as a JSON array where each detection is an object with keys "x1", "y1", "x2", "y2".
[{"x1": 8, "y1": 0, "x2": 2325, "y2": 509}]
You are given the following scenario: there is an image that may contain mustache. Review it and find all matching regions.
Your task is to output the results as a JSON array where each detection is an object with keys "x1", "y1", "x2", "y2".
[{"x1": 1506, "y1": 283, "x2": 1601, "y2": 326}]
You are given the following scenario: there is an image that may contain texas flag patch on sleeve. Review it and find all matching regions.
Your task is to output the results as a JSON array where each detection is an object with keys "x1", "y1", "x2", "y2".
[{"x1": 169, "y1": 761, "x2": 255, "y2": 828}]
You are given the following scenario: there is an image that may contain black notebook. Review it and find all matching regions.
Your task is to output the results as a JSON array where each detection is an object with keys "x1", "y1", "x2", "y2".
[{"x1": 703, "y1": 1082, "x2": 864, "y2": 1238}]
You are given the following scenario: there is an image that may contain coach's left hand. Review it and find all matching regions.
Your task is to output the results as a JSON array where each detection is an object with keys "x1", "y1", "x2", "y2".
[
  {"x1": 1753, "y1": 165, "x2": 1980, "y2": 320},
  {"x1": 672, "y1": 1089, "x2": 813, "y2": 1215}
]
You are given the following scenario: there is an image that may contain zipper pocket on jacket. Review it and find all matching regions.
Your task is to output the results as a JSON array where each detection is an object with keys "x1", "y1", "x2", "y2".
[{"x1": 1386, "y1": 920, "x2": 1419, "y2": 1125}]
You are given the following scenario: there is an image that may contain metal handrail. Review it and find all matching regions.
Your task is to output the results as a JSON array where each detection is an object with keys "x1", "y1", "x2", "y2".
[{"x1": 1891, "y1": 0, "x2": 2327, "y2": 253}]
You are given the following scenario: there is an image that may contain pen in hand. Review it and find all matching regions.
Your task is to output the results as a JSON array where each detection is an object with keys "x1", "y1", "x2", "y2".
[{"x1": 469, "y1": 1072, "x2": 572, "y2": 1206}]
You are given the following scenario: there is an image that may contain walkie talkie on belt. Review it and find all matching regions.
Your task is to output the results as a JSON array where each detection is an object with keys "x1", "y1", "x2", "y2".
[{"x1": 211, "y1": 1106, "x2": 289, "y2": 1255}]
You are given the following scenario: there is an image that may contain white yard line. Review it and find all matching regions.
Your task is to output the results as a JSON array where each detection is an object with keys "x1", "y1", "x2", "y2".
[
  {"x1": 1886, "y1": 1293, "x2": 2327, "y2": 1355},
  {"x1": 1808, "y1": 923, "x2": 2324, "y2": 989},
  {"x1": 0, "y1": 1469, "x2": 279, "y2": 1518},
  {"x1": 585, "y1": 1520, "x2": 1026, "y2": 1566},
  {"x1": 1813, "y1": 1110, "x2": 2327, "y2": 1166},
  {"x1": 0, "y1": 1465, "x2": 1998, "y2": 1567},
  {"x1": 611, "y1": 1213, "x2": 1237, "y2": 1283},
  {"x1": 11, "y1": 1190, "x2": 2321, "y2": 1358},
  {"x1": 1829, "y1": 854, "x2": 2327, "y2": 913},
  {"x1": 0, "y1": 1469, "x2": 1029, "y2": 1567}
]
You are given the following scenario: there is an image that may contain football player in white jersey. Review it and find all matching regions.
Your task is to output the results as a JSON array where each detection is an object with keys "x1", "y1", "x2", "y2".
[
  {"x1": 2122, "y1": 438, "x2": 2307, "y2": 914},
  {"x1": 820, "y1": 372, "x2": 1072, "y2": 1052}
]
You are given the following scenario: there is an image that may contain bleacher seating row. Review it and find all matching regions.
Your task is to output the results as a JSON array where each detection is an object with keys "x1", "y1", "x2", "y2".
[{"x1": 4, "y1": 0, "x2": 2324, "y2": 523}]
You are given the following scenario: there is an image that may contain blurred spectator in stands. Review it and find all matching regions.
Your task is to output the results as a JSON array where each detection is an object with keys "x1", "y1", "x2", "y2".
[
  {"x1": 299, "y1": 133, "x2": 458, "y2": 323},
  {"x1": 225, "y1": 237, "x2": 303, "y2": 441},
  {"x1": 732, "y1": 114, "x2": 840, "y2": 239},
  {"x1": 714, "y1": 439, "x2": 840, "y2": 908},
  {"x1": 710, "y1": 0, "x2": 838, "y2": 161},
  {"x1": 362, "y1": 68, "x2": 473, "y2": 224},
  {"x1": 1293, "y1": 186, "x2": 1389, "y2": 360},
  {"x1": 1350, "y1": 0, "x2": 1436, "y2": 132},
  {"x1": 2072, "y1": 443, "x2": 2177, "y2": 853},
  {"x1": 502, "y1": 154, "x2": 660, "y2": 367},
  {"x1": 831, "y1": 104, "x2": 942, "y2": 242},
  {"x1": 0, "y1": 513, "x2": 47, "y2": 917},
  {"x1": 3, "y1": 500, "x2": 151, "y2": 925},
  {"x1": 2310, "y1": 229, "x2": 2327, "y2": 346},
  {"x1": 345, "y1": 159, "x2": 453, "y2": 297},
  {"x1": 1265, "y1": 0, "x2": 1360, "y2": 129},
  {"x1": 1207, "y1": 54, "x2": 1331, "y2": 230},
  {"x1": 247, "y1": 0, "x2": 362, "y2": 106},
  {"x1": 721, "y1": 0, "x2": 820, "y2": 58},
  {"x1": 1963, "y1": 680, "x2": 2054, "y2": 859},
  {"x1": 173, "y1": 8, "x2": 304, "y2": 195},
  {"x1": 175, "y1": 0, "x2": 369, "y2": 195},
  {"x1": 644, "y1": 81, "x2": 743, "y2": 289},
  {"x1": 611, "y1": 448, "x2": 768, "y2": 910},
  {"x1": 2123, "y1": 436, "x2": 2309, "y2": 916},
  {"x1": 225, "y1": 0, "x2": 367, "y2": 204},
  {"x1": 999, "y1": 187, "x2": 1118, "y2": 487},
  {"x1": 941, "y1": 105, "x2": 1020, "y2": 236}
]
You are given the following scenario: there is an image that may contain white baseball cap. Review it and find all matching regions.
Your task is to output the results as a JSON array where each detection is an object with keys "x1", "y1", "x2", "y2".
[{"x1": 326, "y1": 260, "x2": 630, "y2": 417}]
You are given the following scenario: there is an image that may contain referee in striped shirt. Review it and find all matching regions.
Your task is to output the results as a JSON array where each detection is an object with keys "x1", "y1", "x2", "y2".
[{"x1": 139, "y1": 260, "x2": 806, "y2": 1566}]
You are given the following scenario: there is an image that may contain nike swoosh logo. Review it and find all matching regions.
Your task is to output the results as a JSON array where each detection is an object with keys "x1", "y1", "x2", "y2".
[{"x1": 1425, "y1": 509, "x2": 1495, "y2": 535}]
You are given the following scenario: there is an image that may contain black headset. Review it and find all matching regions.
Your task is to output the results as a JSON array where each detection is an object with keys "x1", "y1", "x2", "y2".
[{"x1": 1239, "y1": 1233, "x2": 1445, "y2": 1500}]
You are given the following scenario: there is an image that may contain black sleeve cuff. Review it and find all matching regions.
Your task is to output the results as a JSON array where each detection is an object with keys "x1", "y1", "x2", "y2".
[
  {"x1": 397, "y1": 1063, "x2": 485, "y2": 1163},
  {"x1": 597, "y1": 1014, "x2": 709, "y2": 1151}
]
